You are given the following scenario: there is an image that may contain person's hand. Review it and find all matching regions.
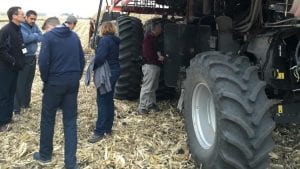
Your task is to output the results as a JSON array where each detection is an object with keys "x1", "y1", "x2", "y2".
[
  {"x1": 158, "y1": 55, "x2": 164, "y2": 62},
  {"x1": 291, "y1": 0, "x2": 300, "y2": 17}
]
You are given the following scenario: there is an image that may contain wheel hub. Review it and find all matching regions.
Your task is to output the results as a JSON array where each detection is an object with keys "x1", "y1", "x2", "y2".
[{"x1": 192, "y1": 83, "x2": 216, "y2": 149}]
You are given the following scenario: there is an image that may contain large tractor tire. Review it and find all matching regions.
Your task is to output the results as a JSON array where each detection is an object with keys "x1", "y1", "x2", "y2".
[
  {"x1": 114, "y1": 16, "x2": 143, "y2": 100},
  {"x1": 183, "y1": 51, "x2": 277, "y2": 169}
]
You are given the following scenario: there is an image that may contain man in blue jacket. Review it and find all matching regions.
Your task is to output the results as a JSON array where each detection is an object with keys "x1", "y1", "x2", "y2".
[
  {"x1": 14, "y1": 10, "x2": 42, "y2": 114},
  {"x1": 33, "y1": 17, "x2": 85, "y2": 169}
]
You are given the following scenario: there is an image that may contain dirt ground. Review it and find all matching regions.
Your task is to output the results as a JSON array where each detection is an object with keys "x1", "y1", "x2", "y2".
[{"x1": 0, "y1": 56, "x2": 299, "y2": 169}]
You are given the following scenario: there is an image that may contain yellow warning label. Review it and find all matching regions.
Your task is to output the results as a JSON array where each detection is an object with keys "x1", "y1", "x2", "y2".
[
  {"x1": 278, "y1": 105, "x2": 283, "y2": 114},
  {"x1": 275, "y1": 69, "x2": 285, "y2": 80}
]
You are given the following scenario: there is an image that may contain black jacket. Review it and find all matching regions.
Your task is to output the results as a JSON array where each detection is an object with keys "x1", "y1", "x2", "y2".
[
  {"x1": 0, "y1": 22, "x2": 25, "y2": 70},
  {"x1": 94, "y1": 34, "x2": 120, "y2": 69}
]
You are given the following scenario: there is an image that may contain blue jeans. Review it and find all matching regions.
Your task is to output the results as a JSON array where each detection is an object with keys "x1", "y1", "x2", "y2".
[
  {"x1": 39, "y1": 82, "x2": 79, "y2": 168},
  {"x1": 94, "y1": 64, "x2": 120, "y2": 135},
  {"x1": 0, "y1": 70, "x2": 18, "y2": 126}
]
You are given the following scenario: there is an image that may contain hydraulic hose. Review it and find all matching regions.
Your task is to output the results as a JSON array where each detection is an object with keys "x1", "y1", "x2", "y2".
[
  {"x1": 235, "y1": 0, "x2": 255, "y2": 27},
  {"x1": 92, "y1": 0, "x2": 104, "y2": 49},
  {"x1": 235, "y1": 0, "x2": 263, "y2": 32},
  {"x1": 295, "y1": 40, "x2": 300, "y2": 65}
]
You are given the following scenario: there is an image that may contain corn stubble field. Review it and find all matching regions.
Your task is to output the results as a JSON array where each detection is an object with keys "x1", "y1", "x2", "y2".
[{"x1": 0, "y1": 19, "x2": 299, "y2": 169}]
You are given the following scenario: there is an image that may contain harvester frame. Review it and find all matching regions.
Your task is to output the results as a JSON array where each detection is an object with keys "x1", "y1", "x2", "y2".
[{"x1": 93, "y1": 0, "x2": 300, "y2": 168}]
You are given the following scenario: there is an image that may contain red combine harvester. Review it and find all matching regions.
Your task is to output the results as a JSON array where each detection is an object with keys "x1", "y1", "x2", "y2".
[{"x1": 92, "y1": 1, "x2": 300, "y2": 168}]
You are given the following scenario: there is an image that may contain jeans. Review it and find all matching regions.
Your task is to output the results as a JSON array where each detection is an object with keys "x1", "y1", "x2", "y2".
[
  {"x1": 39, "y1": 82, "x2": 79, "y2": 168},
  {"x1": 0, "y1": 69, "x2": 18, "y2": 126},
  {"x1": 14, "y1": 56, "x2": 36, "y2": 111},
  {"x1": 95, "y1": 64, "x2": 120, "y2": 135}
]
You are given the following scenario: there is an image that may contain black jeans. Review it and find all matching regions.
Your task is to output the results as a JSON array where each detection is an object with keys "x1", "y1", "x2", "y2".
[
  {"x1": 0, "y1": 69, "x2": 18, "y2": 126},
  {"x1": 14, "y1": 55, "x2": 36, "y2": 112},
  {"x1": 39, "y1": 82, "x2": 79, "y2": 168}
]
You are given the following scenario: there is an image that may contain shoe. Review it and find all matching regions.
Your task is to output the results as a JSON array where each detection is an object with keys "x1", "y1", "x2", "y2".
[
  {"x1": 88, "y1": 133, "x2": 104, "y2": 143},
  {"x1": 13, "y1": 108, "x2": 21, "y2": 115},
  {"x1": 23, "y1": 104, "x2": 31, "y2": 109},
  {"x1": 33, "y1": 152, "x2": 51, "y2": 164},
  {"x1": 148, "y1": 104, "x2": 160, "y2": 112},
  {"x1": 14, "y1": 113, "x2": 21, "y2": 121},
  {"x1": 105, "y1": 130, "x2": 112, "y2": 135},
  {"x1": 138, "y1": 108, "x2": 149, "y2": 114},
  {"x1": 0, "y1": 124, "x2": 12, "y2": 132}
]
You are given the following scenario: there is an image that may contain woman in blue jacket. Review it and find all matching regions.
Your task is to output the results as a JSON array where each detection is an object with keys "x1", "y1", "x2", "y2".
[{"x1": 88, "y1": 21, "x2": 121, "y2": 143}]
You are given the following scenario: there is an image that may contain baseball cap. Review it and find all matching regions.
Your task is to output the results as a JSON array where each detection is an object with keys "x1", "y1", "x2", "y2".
[{"x1": 65, "y1": 15, "x2": 77, "y2": 24}]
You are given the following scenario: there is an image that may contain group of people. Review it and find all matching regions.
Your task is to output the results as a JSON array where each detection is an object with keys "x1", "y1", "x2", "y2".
[
  {"x1": 0, "y1": 6, "x2": 165, "y2": 167},
  {"x1": 0, "y1": 6, "x2": 122, "y2": 169},
  {"x1": 10, "y1": 0, "x2": 300, "y2": 169},
  {"x1": 6, "y1": 0, "x2": 300, "y2": 168},
  {"x1": 0, "y1": 1, "x2": 300, "y2": 169},
  {"x1": 0, "y1": 6, "x2": 167, "y2": 169}
]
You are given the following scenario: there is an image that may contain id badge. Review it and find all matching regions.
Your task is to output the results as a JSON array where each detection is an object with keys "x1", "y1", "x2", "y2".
[{"x1": 22, "y1": 48, "x2": 27, "y2": 54}]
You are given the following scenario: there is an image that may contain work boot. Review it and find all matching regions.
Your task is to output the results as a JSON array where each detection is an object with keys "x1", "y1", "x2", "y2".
[
  {"x1": 137, "y1": 108, "x2": 149, "y2": 114},
  {"x1": 88, "y1": 133, "x2": 105, "y2": 143},
  {"x1": 148, "y1": 104, "x2": 160, "y2": 112}
]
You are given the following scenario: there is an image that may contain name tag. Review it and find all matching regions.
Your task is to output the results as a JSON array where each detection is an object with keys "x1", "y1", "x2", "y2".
[{"x1": 22, "y1": 48, "x2": 27, "y2": 54}]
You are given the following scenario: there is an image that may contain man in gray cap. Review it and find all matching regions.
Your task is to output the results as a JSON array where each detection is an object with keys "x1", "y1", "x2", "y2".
[{"x1": 65, "y1": 15, "x2": 77, "y2": 30}]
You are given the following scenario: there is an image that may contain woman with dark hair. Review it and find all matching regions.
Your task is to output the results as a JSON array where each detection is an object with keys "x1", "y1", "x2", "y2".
[{"x1": 88, "y1": 21, "x2": 121, "y2": 143}]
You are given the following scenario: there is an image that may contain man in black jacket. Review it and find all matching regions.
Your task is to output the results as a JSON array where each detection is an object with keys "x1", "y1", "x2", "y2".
[{"x1": 0, "y1": 6, "x2": 25, "y2": 132}]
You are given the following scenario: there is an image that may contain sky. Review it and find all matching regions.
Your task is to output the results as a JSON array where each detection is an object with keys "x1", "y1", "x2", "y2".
[{"x1": 0, "y1": 0, "x2": 103, "y2": 17}]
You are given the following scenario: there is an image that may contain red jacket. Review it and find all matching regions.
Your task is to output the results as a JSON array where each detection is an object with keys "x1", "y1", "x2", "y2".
[{"x1": 142, "y1": 32, "x2": 162, "y2": 66}]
